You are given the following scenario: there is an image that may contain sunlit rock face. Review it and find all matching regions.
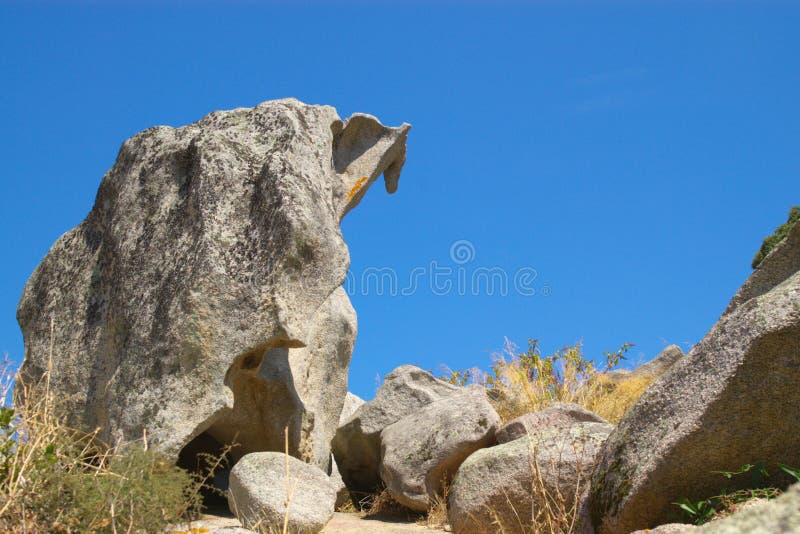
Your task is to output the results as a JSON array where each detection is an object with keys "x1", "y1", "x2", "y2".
[
  {"x1": 589, "y1": 221, "x2": 800, "y2": 533},
  {"x1": 17, "y1": 98, "x2": 410, "y2": 472}
]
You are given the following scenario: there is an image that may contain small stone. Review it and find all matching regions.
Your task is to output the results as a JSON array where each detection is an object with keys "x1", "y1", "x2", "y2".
[{"x1": 228, "y1": 452, "x2": 337, "y2": 534}]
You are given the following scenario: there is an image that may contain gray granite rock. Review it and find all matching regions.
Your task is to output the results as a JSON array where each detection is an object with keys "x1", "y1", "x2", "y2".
[
  {"x1": 496, "y1": 402, "x2": 608, "y2": 444},
  {"x1": 631, "y1": 524, "x2": 696, "y2": 534},
  {"x1": 380, "y1": 386, "x2": 501, "y2": 511},
  {"x1": 339, "y1": 392, "x2": 365, "y2": 425},
  {"x1": 228, "y1": 452, "x2": 337, "y2": 533},
  {"x1": 589, "y1": 222, "x2": 800, "y2": 533},
  {"x1": 698, "y1": 483, "x2": 800, "y2": 533},
  {"x1": 448, "y1": 422, "x2": 613, "y2": 534},
  {"x1": 332, "y1": 365, "x2": 458, "y2": 494},
  {"x1": 16, "y1": 99, "x2": 409, "y2": 471},
  {"x1": 726, "y1": 215, "x2": 800, "y2": 314}
]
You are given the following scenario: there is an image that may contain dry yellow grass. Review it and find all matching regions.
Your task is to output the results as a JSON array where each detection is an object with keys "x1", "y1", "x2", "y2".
[
  {"x1": 587, "y1": 374, "x2": 656, "y2": 424},
  {"x1": 465, "y1": 338, "x2": 644, "y2": 424},
  {"x1": 360, "y1": 489, "x2": 418, "y2": 520},
  {"x1": 438, "y1": 340, "x2": 659, "y2": 533},
  {"x1": 417, "y1": 477, "x2": 451, "y2": 529},
  {"x1": 475, "y1": 433, "x2": 594, "y2": 534},
  {"x1": 0, "y1": 323, "x2": 209, "y2": 533}
]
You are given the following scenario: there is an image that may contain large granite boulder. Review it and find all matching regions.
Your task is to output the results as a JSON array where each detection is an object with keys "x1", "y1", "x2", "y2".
[
  {"x1": 228, "y1": 452, "x2": 337, "y2": 533},
  {"x1": 331, "y1": 365, "x2": 458, "y2": 494},
  {"x1": 448, "y1": 422, "x2": 612, "y2": 534},
  {"x1": 589, "y1": 221, "x2": 800, "y2": 533},
  {"x1": 379, "y1": 386, "x2": 501, "y2": 512},
  {"x1": 16, "y1": 99, "x2": 410, "y2": 471},
  {"x1": 496, "y1": 402, "x2": 608, "y2": 444}
]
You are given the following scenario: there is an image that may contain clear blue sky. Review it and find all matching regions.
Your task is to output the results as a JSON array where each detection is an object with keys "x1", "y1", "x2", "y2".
[{"x1": 1, "y1": 2, "x2": 798, "y2": 400}]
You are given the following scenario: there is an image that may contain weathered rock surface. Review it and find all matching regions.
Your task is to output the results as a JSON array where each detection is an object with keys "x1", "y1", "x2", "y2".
[
  {"x1": 228, "y1": 452, "x2": 337, "y2": 533},
  {"x1": 604, "y1": 345, "x2": 684, "y2": 384},
  {"x1": 331, "y1": 392, "x2": 365, "y2": 507},
  {"x1": 698, "y1": 483, "x2": 800, "y2": 533},
  {"x1": 379, "y1": 385, "x2": 501, "y2": 512},
  {"x1": 332, "y1": 365, "x2": 458, "y2": 493},
  {"x1": 726, "y1": 214, "x2": 800, "y2": 314},
  {"x1": 16, "y1": 99, "x2": 409, "y2": 471},
  {"x1": 496, "y1": 402, "x2": 608, "y2": 444},
  {"x1": 589, "y1": 221, "x2": 800, "y2": 533},
  {"x1": 339, "y1": 392, "x2": 366, "y2": 425},
  {"x1": 331, "y1": 460, "x2": 349, "y2": 509},
  {"x1": 448, "y1": 422, "x2": 613, "y2": 534}
]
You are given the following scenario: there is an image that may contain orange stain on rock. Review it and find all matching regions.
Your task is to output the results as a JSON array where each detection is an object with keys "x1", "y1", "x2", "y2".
[{"x1": 346, "y1": 176, "x2": 368, "y2": 201}]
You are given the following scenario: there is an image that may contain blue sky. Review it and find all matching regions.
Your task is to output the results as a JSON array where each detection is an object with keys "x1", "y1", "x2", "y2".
[{"x1": 1, "y1": 2, "x2": 798, "y2": 400}]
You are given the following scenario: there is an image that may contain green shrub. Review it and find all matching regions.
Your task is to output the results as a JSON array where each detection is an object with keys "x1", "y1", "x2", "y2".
[
  {"x1": 0, "y1": 355, "x2": 205, "y2": 533},
  {"x1": 752, "y1": 206, "x2": 800, "y2": 269}
]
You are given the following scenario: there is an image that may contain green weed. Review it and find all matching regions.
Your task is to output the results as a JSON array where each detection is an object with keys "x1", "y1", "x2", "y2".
[{"x1": 672, "y1": 462, "x2": 797, "y2": 525}]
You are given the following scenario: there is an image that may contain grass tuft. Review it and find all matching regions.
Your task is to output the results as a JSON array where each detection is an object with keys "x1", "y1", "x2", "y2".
[
  {"x1": 440, "y1": 338, "x2": 641, "y2": 424},
  {"x1": 587, "y1": 374, "x2": 656, "y2": 424},
  {"x1": 0, "y1": 335, "x2": 207, "y2": 532},
  {"x1": 751, "y1": 205, "x2": 799, "y2": 269}
]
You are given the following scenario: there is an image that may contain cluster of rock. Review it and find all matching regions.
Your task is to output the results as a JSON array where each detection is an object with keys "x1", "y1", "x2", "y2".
[
  {"x1": 17, "y1": 98, "x2": 800, "y2": 533},
  {"x1": 328, "y1": 364, "x2": 616, "y2": 532},
  {"x1": 226, "y1": 212, "x2": 800, "y2": 533}
]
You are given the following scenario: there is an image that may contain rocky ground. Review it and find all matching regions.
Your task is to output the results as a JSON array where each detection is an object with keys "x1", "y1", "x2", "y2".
[{"x1": 175, "y1": 512, "x2": 444, "y2": 534}]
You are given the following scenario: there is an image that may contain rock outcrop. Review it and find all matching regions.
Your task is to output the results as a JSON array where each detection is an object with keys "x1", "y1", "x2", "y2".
[
  {"x1": 16, "y1": 99, "x2": 410, "y2": 472},
  {"x1": 727, "y1": 211, "x2": 800, "y2": 314},
  {"x1": 228, "y1": 452, "x2": 337, "y2": 533},
  {"x1": 379, "y1": 386, "x2": 501, "y2": 512},
  {"x1": 589, "y1": 221, "x2": 800, "y2": 533},
  {"x1": 332, "y1": 365, "x2": 458, "y2": 494},
  {"x1": 496, "y1": 402, "x2": 608, "y2": 444},
  {"x1": 604, "y1": 345, "x2": 683, "y2": 384},
  {"x1": 448, "y1": 422, "x2": 612, "y2": 534}
]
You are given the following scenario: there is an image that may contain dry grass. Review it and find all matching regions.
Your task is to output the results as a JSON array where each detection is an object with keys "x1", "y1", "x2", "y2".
[
  {"x1": 0, "y1": 324, "x2": 208, "y2": 533},
  {"x1": 483, "y1": 342, "x2": 601, "y2": 422},
  {"x1": 335, "y1": 494, "x2": 357, "y2": 513},
  {"x1": 417, "y1": 476, "x2": 451, "y2": 529},
  {"x1": 528, "y1": 437, "x2": 590, "y2": 533},
  {"x1": 587, "y1": 374, "x2": 656, "y2": 424},
  {"x1": 453, "y1": 338, "x2": 643, "y2": 424},
  {"x1": 359, "y1": 488, "x2": 418, "y2": 520},
  {"x1": 478, "y1": 432, "x2": 595, "y2": 534},
  {"x1": 438, "y1": 339, "x2": 657, "y2": 533}
]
